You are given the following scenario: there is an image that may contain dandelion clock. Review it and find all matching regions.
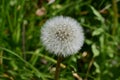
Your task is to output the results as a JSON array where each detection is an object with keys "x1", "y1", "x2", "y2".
[{"x1": 40, "y1": 16, "x2": 84, "y2": 80}]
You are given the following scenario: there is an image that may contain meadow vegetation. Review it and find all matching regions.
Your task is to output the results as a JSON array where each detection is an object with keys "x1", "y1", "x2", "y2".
[{"x1": 0, "y1": 0, "x2": 120, "y2": 80}]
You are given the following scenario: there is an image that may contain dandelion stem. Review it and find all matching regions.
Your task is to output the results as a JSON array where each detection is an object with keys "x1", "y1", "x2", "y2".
[{"x1": 55, "y1": 56, "x2": 63, "y2": 80}]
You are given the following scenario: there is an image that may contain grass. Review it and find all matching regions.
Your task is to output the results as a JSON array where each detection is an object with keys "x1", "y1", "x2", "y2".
[{"x1": 0, "y1": 0, "x2": 120, "y2": 80}]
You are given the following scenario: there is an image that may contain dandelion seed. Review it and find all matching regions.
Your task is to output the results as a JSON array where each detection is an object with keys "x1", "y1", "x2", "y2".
[{"x1": 41, "y1": 16, "x2": 84, "y2": 57}]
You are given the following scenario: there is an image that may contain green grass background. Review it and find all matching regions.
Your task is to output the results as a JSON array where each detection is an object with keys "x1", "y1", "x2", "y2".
[{"x1": 0, "y1": 0, "x2": 120, "y2": 80}]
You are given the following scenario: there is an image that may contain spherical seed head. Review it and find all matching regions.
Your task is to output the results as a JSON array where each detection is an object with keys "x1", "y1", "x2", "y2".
[{"x1": 41, "y1": 16, "x2": 84, "y2": 57}]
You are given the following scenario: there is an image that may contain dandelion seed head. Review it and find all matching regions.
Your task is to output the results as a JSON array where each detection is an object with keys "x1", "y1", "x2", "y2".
[{"x1": 41, "y1": 16, "x2": 84, "y2": 57}]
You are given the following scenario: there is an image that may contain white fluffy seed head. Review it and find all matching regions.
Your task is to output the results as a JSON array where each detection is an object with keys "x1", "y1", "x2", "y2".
[{"x1": 41, "y1": 16, "x2": 84, "y2": 57}]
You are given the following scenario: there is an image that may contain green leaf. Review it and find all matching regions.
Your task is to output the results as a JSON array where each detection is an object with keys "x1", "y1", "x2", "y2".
[
  {"x1": 107, "y1": 47, "x2": 114, "y2": 58},
  {"x1": 93, "y1": 62, "x2": 100, "y2": 73},
  {"x1": 85, "y1": 39, "x2": 93, "y2": 45},
  {"x1": 90, "y1": 6, "x2": 104, "y2": 23},
  {"x1": 92, "y1": 28, "x2": 104, "y2": 36},
  {"x1": 92, "y1": 44, "x2": 100, "y2": 57}
]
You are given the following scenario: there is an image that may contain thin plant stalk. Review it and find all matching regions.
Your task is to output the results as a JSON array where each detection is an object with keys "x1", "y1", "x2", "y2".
[
  {"x1": 112, "y1": 0, "x2": 118, "y2": 35},
  {"x1": 0, "y1": 51, "x2": 3, "y2": 65},
  {"x1": 54, "y1": 56, "x2": 63, "y2": 80},
  {"x1": 0, "y1": 51, "x2": 3, "y2": 73},
  {"x1": 22, "y1": 21, "x2": 26, "y2": 60},
  {"x1": 85, "y1": 58, "x2": 94, "y2": 80}
]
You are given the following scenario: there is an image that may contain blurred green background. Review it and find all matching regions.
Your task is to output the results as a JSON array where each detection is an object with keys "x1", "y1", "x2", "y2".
[{"x1": 0, "y1": 0, "x2": 120, "y2": 80}]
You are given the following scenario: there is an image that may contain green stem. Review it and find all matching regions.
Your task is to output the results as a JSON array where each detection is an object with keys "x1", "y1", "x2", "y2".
[
  {"x1": 0, "y1": 51, "x2": 3, "y2": 65},
  {"x1": 54, "y1": 56, "x2": 63, "y2": 80},
  {"x1": 22, "y1": 21, "x2": 26, "y2": 60},
  {"x1": 112, "y1": 0, "x2": 118, "y2": 35},
  {"x1": 0, "y1": 51, "x2": 3, "y2": 74}
]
